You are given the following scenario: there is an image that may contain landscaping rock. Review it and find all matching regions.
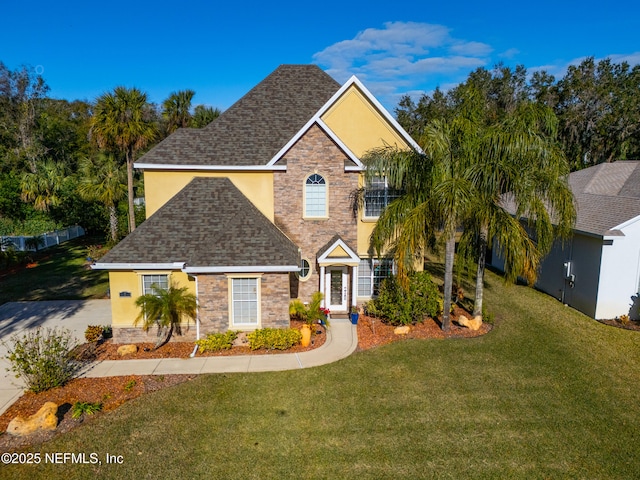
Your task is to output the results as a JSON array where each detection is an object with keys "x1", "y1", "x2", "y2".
[
  {"x1": 458, "y1": 315, "x2": 482, "y2": 331},
  {"x1": 393, "y1": 326, "x2": 410, "y2": 335},
  {"x1": 117, "y1": 344, "x2": 138, "y2": 356},
  {"x1": 7, "y1": 402, "x2": 58, "y2": 436}
]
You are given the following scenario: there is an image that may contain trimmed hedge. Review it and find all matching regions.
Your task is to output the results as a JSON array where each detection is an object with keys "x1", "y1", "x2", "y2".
[{"x1": 247, "y1": 328, "x2": 302, "y2": 351}]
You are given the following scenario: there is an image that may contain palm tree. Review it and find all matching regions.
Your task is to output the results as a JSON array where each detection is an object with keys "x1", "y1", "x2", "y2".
[
  {"x1": 90, "y1": 87, "x2": 156, "y2": 233},
  {"x1": 134, "y1": 282, "x2": 198, "y2": 349},
  {"x1": 363, "y1": 93, "x2": 575, "y2": 330},
  {"x1": 191, "y1": 105, "x2": 221, "y2": 128},
  {"x1": 462, "y1": 102, "x2": 576, "y2": 317},
  {"x1": 20, "y1": 159, "x2": 67, "y2": 211},
  {"x1": 77, "y1": 153, "x2": 127, "y2": 244},
  {"x1": 162, "y1": 89, "x2": 195, "y2": 134}
]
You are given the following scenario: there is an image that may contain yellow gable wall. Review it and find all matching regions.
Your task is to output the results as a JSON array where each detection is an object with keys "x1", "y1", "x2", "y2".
[
  {"x1": 321, "y1": 85, "x2": 410, "y2": 158},
  {"x1": 109, "y1": 270, "x2": 195, "y2": 327},
  {"x1": 321, "y1": 85, "x2": 413, "y2": 259},
  {"x1": 143, "y1": 170, "x2": 275, "y2": 221}
]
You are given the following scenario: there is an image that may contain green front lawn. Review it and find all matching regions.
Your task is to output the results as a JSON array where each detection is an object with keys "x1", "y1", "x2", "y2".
[
  {"x1": 0, "y1": 237, "x2": 109, "y2": 306},
  {"x1": 3, "y1": 269, "x2": 639, "y2": 478}
]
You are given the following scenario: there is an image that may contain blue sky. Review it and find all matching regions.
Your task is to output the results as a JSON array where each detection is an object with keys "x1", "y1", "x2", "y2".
[{"x1": 2, "y1": 0, "x2": 639, "y2": 113}]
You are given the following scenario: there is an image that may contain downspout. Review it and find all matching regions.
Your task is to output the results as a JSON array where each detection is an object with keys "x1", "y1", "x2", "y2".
[{"x1": 190, "y1": 275, "x2": 200, "y2": 358}]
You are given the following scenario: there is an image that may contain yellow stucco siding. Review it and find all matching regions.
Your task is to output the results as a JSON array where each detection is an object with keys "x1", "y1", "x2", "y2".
[
  {"x1": 143, "y1": 170, "x2": 274, "y2": 220},
  {"x1": 321, "y1": 85, "x2": 411, "y2": 158},
  {"x1": 108, "y1": 270, "x2": 196, "y2": 327}
]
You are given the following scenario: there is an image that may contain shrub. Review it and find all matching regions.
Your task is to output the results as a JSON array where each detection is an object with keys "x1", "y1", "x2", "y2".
[
  {"x1": 289, "y1": 299, "x2": 307, "y2": 321},
  {"x1": 196, "y1": 331, "x2": 238, "y2": 353},
  {"x1": 371, "y1": 272, "x2": 441, "y2": 326},
  {"x1": 102, "y1": 325, "x2": 112, "y2": 339},
  {"x1": 289, "y1": 292, "x2": 329, "y2": 327},
  {"x1": 247, "y1": 328, "x2": 302, "y2": 351},
  {"x1": 4, "y1": 327, "x2": 82, "y2": 393},
  {"x1": 84, "y1": 325, "x2": 104, "y2": 343},
  {"x1": 71, "y1": 401, "x2": 102, "y2": 419}
]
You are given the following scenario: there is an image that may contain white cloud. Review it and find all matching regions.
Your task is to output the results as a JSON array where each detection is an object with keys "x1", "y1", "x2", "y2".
[{"x1": 312, "y1": 21, "x2": 493, "y2": 108}]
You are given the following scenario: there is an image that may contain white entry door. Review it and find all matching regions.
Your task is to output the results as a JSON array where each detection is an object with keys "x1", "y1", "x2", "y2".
[{"x1": 326, "y1": 267, "x2": 348, "y2": 312}]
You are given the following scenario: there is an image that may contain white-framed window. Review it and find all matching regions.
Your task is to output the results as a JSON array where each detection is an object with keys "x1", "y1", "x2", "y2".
[
  {"x1": 304, "y1": 173, "x2": 327, "y2": 218},
  {"x1": 298, "y1": 258, "x2": 311, "y2": 281},
  {"x1": 364, "y1": 177, "x2": 401, "y2": 218},
  {"x1": 230, "y1": 277, "x2": 260, "y2": 327},
  {"x1": 358, "y1": 258, "x2": 394, "y2": 297},
  {"x1": 142, "y1": 274, "x2": 169, "y2": 295}
]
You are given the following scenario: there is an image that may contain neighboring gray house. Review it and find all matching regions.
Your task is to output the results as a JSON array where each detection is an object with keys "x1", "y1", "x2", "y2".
[{"x1": 491, "y1": 161, "x2": 640, "y2": 320}]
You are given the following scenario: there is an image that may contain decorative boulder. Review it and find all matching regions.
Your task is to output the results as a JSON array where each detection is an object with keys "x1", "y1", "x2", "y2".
[
  {"x1": 394, "y1": 326, "x2": 410, "y2": 335},
  {"x1": 117, "y1": 344, "x2": 138, "y2": 356},
  {"x1": 458, "y1": 315, "x2": 483, "y2": 331},
  {"x1": 7, "y1": 402, "x2": 58, "y2": 436}
]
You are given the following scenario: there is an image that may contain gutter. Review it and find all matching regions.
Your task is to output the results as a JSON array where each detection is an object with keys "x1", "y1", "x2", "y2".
[{"x1": 190, "y1": 275, "x2": 200, "y2": 358}]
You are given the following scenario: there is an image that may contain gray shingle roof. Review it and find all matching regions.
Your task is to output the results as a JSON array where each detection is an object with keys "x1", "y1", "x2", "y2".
[
  {"x1": 500, "y1": 161, "x2": 640, "y2": 236},
  {"x1": 98, "y1": 177, "x2": 299, "y2": 269},
  {"x1": 137, "y1": 65, "x2": 340, "y2": 167},
  {"x1": 570, "y1": 161, "x2": 640, "y2": 235}
]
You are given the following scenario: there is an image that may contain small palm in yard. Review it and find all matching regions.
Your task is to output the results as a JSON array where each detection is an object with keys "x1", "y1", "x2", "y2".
[{"x1": 134, "y1": 282, "x2": 197, "y2": 349}]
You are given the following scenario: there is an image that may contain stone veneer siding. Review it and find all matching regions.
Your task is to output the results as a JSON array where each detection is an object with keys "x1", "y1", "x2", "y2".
[
  {"x1": 274, "y1": 124, "x2": 359, "y2": 303},
  {"x1": 113, "y1": 272, "x2": 290, "y2": 343},
  {"x1": 196, "y1": 273, "x2": 290, "y2": 333}
]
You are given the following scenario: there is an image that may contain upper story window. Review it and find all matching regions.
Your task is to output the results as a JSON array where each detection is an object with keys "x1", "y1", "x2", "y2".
[
  {"x1": 364, "y1": 177, "x2": 401, "y2": 218},
  {"x1": 305, "y1": 173, "x2": 327, "y2": 218}
]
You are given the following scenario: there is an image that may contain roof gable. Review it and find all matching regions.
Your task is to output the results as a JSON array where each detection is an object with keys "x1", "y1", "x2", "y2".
[
  {"x1": 268, "y1": 75, "x2": 421, "y2": 169},
  {"x1": 95, "y1": 177, "x2": 299, "y2": 271},
  {"x1": 317, "y1": 235, "x2": 359, "y2": 266}
]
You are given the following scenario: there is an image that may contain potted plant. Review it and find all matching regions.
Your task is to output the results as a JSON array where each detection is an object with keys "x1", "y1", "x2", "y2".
[{"x1": 350, "y1": 306, "x2": 359, "y2": 325}]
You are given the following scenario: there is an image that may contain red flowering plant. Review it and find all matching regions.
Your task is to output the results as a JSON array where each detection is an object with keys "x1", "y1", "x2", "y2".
[{"x1": 319, "y1": 307, "x2": 330, "y2": 325}]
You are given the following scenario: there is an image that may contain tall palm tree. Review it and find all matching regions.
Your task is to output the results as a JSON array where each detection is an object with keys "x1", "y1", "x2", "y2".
[
  {"x1": 461, "y1": 101, "x2": 576, "y2": 317},
  {"x1": 162, "y1": 89, "x2": 195, "y2": 134},
  {"x1": 77, "y1": 153, "x2": 127, "y2": 244},
  {"x1": 90, "y1": 87, "x2": 156, "y2": 233},
  {"x1": 364, "y1": 93, "x2": 575, "y2": 330},
  {"x1": 134, "y1": 282, "x2": 197, "y2": 349},
  {"x1": 364, "y1": 128, "x2": 472, "y2": 331},
  {"x1": 20, "y1": 159, "x2": 67, "y2": 211}
]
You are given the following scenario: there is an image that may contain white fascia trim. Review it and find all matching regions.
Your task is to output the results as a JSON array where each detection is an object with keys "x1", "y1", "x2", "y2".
[
  {"x1": 318, "y1": 258, "x2": 360, "y2": 267},
  {"x1": 268, "y1": 74, "x2": 422, "y2": 168},
  {"x1": 317, "y1": 238, "x2": 360, "y2": 264},
  {"x1": 91, "y1": 262, "x2": 186, "y2": 270},
  {"x1": 316, "y1": 118, "x2": 363, "y2": 167},
  {"x1": 610, "y1": 213, "x2": 640, "y2": 232},
  {"x1": 134, "y1": 163, "x2": 287, "y2": 171},
  {"x1": 183, "y1": 265, "x2": 300, "y2": 274},
  {"x1": 346, "y1": 75, "x2": 423, "y2": 153}
]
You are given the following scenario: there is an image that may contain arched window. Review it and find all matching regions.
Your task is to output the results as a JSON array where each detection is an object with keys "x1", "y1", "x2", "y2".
[{"x1": 305, "y1": 173, "x2": 327, "y2": 217}]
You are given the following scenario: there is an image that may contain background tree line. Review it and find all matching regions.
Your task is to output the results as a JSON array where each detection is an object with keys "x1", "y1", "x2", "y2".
[
  {"x1": 0, "y1": 62, "x2": 221, "y2": 243},
  {"x1": 396, "y1": 57, "x2": 640, "y2": 171}
]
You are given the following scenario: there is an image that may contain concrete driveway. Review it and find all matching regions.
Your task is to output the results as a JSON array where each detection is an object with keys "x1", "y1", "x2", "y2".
[{"x1": 0, "y1": 300, "x2": 111, "y2": 416}]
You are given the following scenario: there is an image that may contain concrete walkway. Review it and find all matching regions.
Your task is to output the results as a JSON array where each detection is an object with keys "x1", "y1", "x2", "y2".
[{"x1": 0, "y1": 300, "x2": 358, "y2": 416}]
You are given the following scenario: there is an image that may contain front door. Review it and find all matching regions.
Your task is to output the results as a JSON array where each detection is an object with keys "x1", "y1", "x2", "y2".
[{"x1": 326, "y1": 267, "x2": 348, "y2": 312}]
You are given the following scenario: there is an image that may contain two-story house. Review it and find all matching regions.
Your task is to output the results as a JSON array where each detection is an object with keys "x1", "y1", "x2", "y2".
[{"x1": 93, "y1": 65, "x2": 418, "y2": 343}]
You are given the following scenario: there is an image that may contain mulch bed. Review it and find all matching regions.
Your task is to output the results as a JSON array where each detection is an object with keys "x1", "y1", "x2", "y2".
[
  {"x1": 597, "y1": 318, "x2": 640, "y2": 332},
  {"x1": 0, "y1": 310, "x2": 489, "y2": 452}
]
